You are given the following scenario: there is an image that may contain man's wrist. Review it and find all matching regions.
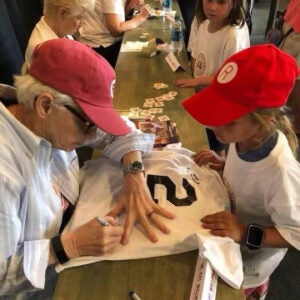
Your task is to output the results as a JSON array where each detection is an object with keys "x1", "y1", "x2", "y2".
[
  {"x1": 51, "y1": 235, "x2": 70, "y2": 264},
  {"x1": 122, "y1": 160, "x2": 145, "y2": 175}
]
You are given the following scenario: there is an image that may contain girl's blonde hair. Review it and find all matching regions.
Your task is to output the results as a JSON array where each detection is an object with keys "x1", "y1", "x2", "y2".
[
  {"x1": 44, "y1": 0, "x2": 95, "y2": 16},
  {"x1": 250, "y1": 107, "x2": 299, "y2": 157},
  {"x1": 195, "y1": 0, "x2": 246, "y2": 27}
]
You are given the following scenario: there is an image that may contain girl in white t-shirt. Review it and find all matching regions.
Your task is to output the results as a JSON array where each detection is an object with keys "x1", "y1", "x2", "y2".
[
  {"x1": 183, "y1": 45, "x2": 300, "y2": 300},
  {"x1": 174, "y1": 0, "x2": 249, "y2": 156},
  {"x1": 174, "y1": 0, "x2": 249, "y2": 89}
]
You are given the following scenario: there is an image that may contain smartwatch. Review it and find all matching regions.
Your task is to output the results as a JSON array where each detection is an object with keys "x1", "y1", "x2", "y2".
[
  {"x1": 122, "y1": 160, "x2": 145, "y2": 175},
  {"x1": 245, "y1": 223, "x2": 265, "y2": 250}
]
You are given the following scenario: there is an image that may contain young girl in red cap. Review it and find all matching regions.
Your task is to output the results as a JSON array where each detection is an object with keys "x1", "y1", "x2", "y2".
[
  {"x1": 174, "y1": 0, "x2": 250, "y2": 157},
  {"x1": 183, "y1": 44, "x2": 300, "y2": 300}
]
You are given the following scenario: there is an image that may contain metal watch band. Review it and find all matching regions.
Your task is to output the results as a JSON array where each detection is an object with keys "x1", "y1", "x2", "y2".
[
  {"x1": 122, "y1": 160, "x2": 145, "y2": 175},
  {"x1": 51, "y1": 235, "x2": 69, "y2": 264}
]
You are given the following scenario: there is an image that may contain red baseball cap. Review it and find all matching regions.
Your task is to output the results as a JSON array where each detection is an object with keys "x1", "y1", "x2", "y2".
[
  {"x1": 182, "y1": 44, "x2": 300, "y2": 126},
  {"x1": 29, "y1": 38, "x2": 130, "y2": 135}
]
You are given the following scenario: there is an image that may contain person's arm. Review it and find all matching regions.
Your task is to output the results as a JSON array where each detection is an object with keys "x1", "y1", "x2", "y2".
[
  {"x1": 0, "y1": 182, "x2": 50, "y2": 293},
  {"x1": 201, "y1": 211, "x2": 292, "y2": 248},
  {"x1": 107, "y1": 150, "x2": 175, "y2": 245},
  {"x1": 105, "y1": 5, "x2": 150, "y2": 37},
  {"x1": 53, "y1": 216, "x2": 124, "y2": 262},
  {"x1": 87, "y1": 119, "x2": 176, "y2": 244},
  {"x1": 262, "y1": 227, "x2": 291, "y2": 248},
  {"x1": 173, "y1": 56, "x2": 214, "y2": 88},
  {"x1": 173, "y1": 74, "x2": 214, "y2": 88}
]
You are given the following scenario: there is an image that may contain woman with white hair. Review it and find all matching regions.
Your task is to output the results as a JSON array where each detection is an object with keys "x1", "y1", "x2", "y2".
[{"x1": 23, "y1": 0, "x2": 95, "y2": 73}]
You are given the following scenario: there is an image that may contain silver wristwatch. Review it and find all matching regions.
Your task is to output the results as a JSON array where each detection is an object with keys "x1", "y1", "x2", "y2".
[{"x1": 122, "y1": 161, "x2": 145, "y2": 175}]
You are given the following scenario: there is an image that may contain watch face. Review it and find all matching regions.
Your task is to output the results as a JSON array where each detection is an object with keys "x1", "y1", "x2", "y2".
[
  {"x1": 123, "y1": 161, "x2": 144, "y2": 174},
  {"x1": 246, "y1": 224, "x2": 264, "y2": 250},
  {"x1": 131, "y1": 161, "x2": 143, "y2": 171}
]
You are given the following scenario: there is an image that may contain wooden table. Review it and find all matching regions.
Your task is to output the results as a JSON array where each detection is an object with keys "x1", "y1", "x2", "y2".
[
  {"x1": 113, "y1": 29, "x2": 208, "y2": 152},
  {"x1": 113, "y1": 0, "x2": 208, "y2": 152},
  {"x1": 54, "y1": 2, "x2": 245, "y2": 299},
  {"x1": 54, "y1": 250, "x2": 244, "y2": 300}
]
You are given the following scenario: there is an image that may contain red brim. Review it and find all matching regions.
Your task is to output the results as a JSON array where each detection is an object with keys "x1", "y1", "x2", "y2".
[
  {"x1": 76, "y1": 98, "x2": 131, "y2": 136},
  {"x1": 182, "y1": 86, "x2": 253, "y2": 126}
]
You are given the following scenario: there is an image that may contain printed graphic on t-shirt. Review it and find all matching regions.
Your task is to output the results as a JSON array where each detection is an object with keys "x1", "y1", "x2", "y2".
[{"x1": 194, "y1": 52, "x2": 206, "y2": 77}]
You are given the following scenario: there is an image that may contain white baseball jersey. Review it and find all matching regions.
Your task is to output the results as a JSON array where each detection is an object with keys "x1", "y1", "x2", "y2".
[{"x1": 59, "y1": 148, "x2": 230, "y2": 271}]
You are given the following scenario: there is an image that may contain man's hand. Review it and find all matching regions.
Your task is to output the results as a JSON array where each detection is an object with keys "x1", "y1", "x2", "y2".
[
  {"x1": 107, "y1": 172, "x2": 175, "y2": 245},
  {"x1": 61, "y1": 216, "x2": 124, "y2": 258}
]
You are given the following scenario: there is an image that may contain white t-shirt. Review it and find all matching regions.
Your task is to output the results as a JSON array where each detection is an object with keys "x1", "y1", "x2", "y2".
[
  {"x1": 224, "y1": 131, "x2": 300, "y2": 288},
  {"x1": 78, "y1": 0, "x2": 125, "y2": 48},
  {"x1": 23, "y1": 17, "x2": 73, "y2": 74},
  {"x1": 188, "y1": 19, "x2": 250, "y2": 78},
  {"x1": 58, "y1": 147, "x2": 231, "y2": 271}
]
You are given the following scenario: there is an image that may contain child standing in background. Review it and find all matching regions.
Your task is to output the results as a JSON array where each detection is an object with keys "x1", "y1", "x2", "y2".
[
  {"x1": 183, "y1": 44, "x2": 300, "y2": 300},
  {"x1": 174, "y1": 0, "x2": 250, "y2": 155},
  {"x1": 278, "y1": 0, "x2": 300, "y2": 155}
]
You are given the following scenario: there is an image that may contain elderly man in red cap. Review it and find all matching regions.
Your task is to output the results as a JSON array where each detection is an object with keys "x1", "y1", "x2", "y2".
[{"x1": 0, "y1": 39, "x2": 174, "y2": 299}]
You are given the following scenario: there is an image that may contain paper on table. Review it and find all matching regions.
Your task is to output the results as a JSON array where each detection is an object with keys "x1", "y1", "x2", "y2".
[
  {"x1": 149, "y1": 9, "x2": 176, "y2": 17},
  {"x1": 120, "y1": 41, "x2": 149, "y2": 52}
]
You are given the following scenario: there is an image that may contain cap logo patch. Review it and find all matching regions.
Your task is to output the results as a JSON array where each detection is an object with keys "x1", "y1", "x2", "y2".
[
  {"x1": 217, "y1": 62, "x2": 238, "y2": 84},
  {"x1": 110, "y1": 79, "x2": 116, "y2": 97}
]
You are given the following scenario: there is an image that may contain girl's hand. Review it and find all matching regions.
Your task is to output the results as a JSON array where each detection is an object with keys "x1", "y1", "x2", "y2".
[
  {"x1": 173, "y1": 78, "x2": 200, "y2": 88},
  {"x1": 193, "y1": 149, "x2": 225, "y2": 171},
  {"x1": 201, "y1": 211, "x2": 245, "y2": 243}
]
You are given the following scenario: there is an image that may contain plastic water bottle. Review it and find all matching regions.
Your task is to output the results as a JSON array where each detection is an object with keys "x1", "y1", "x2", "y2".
[
  {"x1": 162, "y1": 0, "x2": 172, "y2": 14},
  {"x1": 171, "y1": 14, "x2": 184, "y2": 55}
]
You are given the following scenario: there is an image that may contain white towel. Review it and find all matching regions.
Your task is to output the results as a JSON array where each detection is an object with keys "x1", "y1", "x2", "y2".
[{"x1": 196, "y1": 234, "x2": 243, "y2": 289}]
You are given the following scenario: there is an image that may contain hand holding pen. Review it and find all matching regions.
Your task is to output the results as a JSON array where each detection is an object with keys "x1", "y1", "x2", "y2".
[
  {"x1": 60, "y1": 216, "x2": 124, "y2": 259},
  {"x1": 97, "y1": 216, "x2": 113, "y2": 226}
]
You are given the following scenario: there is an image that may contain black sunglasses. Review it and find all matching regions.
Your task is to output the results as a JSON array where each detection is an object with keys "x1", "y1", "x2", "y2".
[{"x1": 64, "y1": 105, "x2": 96, "y2": 134}]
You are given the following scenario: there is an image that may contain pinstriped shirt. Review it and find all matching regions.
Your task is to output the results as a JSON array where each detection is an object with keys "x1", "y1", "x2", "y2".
[{"x1": 0, "y1": 103, "x2": 155, "y2": 296}]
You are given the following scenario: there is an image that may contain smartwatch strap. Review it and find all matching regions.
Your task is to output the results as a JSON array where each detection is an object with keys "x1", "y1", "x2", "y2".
[{"x1": 51, "y1": 235, "x2": 69, "y2": 264}]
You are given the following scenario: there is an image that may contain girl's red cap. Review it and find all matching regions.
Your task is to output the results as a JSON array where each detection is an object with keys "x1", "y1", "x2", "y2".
[{"x1": 182, "y1": 44, "x2": 300, "y2": 126}]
